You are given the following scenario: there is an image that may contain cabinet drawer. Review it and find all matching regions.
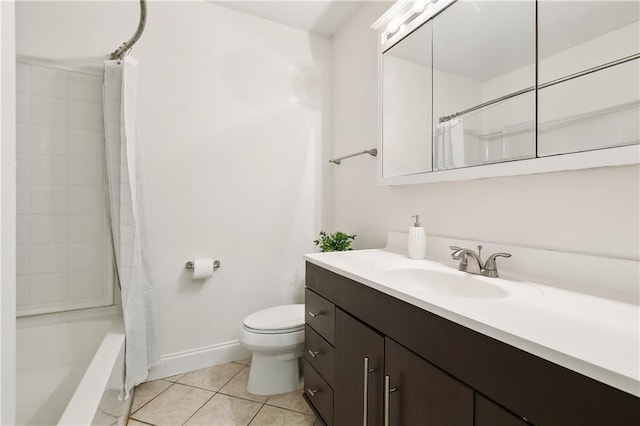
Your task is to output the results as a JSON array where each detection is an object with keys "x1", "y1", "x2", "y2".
[
  {"x1": 305, "y1": 325, "x2": 335, "y2": 387},
  {"x1": 304, "y1": 359, "x2": 334, "y2": 425},
  {"x1": 306, "y1": 288, "x2": 335, "y2": 345}
]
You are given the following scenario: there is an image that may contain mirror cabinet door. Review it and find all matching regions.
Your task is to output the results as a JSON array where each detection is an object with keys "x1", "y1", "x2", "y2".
[
  {"x1": 537, "y1": 1, "x2": 640, "y2": 156},
  {"x1": 432, "y1": 0, "x2": 536, "y2": 170},
  {"x1": 382, "y1": 21, "x2": 433, "y2": 179}
]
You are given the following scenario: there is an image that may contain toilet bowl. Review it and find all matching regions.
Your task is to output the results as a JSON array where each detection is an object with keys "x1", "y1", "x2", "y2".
[{"x1": 239, "y1": 304, "x2": 305, "y2": 395}]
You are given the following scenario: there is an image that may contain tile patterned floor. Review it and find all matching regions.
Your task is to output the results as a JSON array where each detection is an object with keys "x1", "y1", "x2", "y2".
[{"x1": 127, "y1": 358, "x2": 318, "y2": 426}]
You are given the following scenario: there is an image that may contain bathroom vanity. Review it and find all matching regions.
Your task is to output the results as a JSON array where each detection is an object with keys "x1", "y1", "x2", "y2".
[{"x1": 302, "y1": 249, "x2": 640, "y2": 426}]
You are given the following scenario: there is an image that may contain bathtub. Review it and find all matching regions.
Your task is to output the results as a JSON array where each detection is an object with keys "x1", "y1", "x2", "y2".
[{"x1": 16, "y1": 305, "x2": 130, "y2": 426}]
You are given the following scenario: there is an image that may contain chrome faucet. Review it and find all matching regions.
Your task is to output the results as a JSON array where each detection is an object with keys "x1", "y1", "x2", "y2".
[{"x1": 449, "y1": 245, "x2": 511, "y2": 278}]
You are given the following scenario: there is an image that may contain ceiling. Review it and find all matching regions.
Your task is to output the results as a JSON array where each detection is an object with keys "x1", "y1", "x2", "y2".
[{"x1": 211, "y1": 0, "x2": 366, "y2": 36}]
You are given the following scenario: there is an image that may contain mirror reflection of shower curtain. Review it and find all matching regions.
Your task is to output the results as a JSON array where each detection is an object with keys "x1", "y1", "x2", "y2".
[
  {"x1": 434, "y1": 118, "x2": 465, "y2": 170},
  {"x1": 103, "y1": 56, "x2": 160, "y2": 397}
]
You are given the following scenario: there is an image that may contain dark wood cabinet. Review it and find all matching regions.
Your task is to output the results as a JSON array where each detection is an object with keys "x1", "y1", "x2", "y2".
[
  {"x1": 305, "y1": 325, "x2": 335, "y2": 387},
  {"x1": 333, "y1": 308, "x2": 474, "y2": 426},
  {"x1": 304, "y1": 262, "x2": 640, "y2": 425},
  {"x1": 304, "y1": 358, "x2": 334, "y2": 425},
  {"x1": 385, "y1": 338, "x2": 473, "y2": 426},
  {"x1": 304, "y1": 289, "x2": 336, "y2": 425},
  {"x1": 305, "y1": 288, "x2": 335, "y2": 345},
  {"x1": 475, "y1": 394, "x2": 529, "y2": 426},
  {"x1": 334, "y1": 308, "x2": 384, "y2": 426}
]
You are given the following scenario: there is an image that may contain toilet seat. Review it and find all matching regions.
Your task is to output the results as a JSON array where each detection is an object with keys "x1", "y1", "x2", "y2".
[
  {"x1": 242, "y1": 304, "x2": 304, "y2": 335},
  {"x1": 243, "y1": 325, "x2": 304, "y2": 334}
]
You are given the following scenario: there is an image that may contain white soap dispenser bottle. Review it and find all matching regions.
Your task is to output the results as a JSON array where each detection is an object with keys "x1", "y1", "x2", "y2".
[{"x1": 408, "y1": 214, "x2": 426, "y2": 260}]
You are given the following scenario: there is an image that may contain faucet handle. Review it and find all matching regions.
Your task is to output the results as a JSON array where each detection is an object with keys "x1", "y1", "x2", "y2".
[
  {"x1": 484, "y1": 252, "x2": 512, "y2": 269},
  {"x1": 449, "y1": 246, "x2": 463, "y2": 260}
]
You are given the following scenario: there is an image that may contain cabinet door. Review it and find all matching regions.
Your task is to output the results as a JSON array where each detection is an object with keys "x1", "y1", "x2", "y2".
[
  {"x1": 475, "y1": 394, "x2": 529, "y2": 426},
  {"x1": 475, "y1": 393, "x2": 529, "y2": 426},
  {"x1": 385, "y1": 338, "x2": 473, "y2": 426},
  {"x1": 334, "y1": 308, "x2": 384, "y2": 426}
]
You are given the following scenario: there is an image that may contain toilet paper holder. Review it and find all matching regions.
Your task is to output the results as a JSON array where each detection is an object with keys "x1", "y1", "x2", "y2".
[{"x1": 185, "y1": 260, "x2": 221, "y2": 270}]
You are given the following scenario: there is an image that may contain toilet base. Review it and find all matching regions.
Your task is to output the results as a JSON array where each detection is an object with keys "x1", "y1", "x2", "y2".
[{"x1": 247, "y1": 349, "x2": 303, "y2": 395}]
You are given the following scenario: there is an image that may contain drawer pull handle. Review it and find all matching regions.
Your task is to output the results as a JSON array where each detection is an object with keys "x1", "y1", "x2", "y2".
[
  {"x1": 307, "y1": 388, "x2": 319, "y2": 397},
  {"x1": 384, "y1": 375, "x2": 398, "y2": 426},
  {"x1": 308, "y1": 349, "x2": 320, "y2": 358},
  {"x1": 308, "y1": 311, "x2": 323, "y2": 318}
]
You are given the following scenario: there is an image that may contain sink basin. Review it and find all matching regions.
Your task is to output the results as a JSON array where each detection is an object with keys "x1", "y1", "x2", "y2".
[{"x1": 379, "y1": 268, "x2": 509, "y2": 299}]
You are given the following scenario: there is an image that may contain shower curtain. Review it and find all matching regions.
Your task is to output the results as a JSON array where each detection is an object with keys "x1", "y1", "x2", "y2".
[{"x1": 103, "y1": 56, "x2": 160, "y2": 397}]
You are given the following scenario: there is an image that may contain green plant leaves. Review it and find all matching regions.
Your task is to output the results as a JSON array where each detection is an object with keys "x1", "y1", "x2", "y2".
[{"x1": 313, "y1": 230, "x2": 356, "y2": 252}]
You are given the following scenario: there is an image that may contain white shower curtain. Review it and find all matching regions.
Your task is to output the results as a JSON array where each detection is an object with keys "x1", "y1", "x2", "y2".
[
  {"x1": 435, "y1": 118, "x2": 466, "y2": 169},
  {"x1": 103, "y1": 56, "x2": 160, "y2": 398}
]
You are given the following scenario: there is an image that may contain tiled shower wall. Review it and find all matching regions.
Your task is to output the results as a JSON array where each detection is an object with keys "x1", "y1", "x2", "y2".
[{"x1": 16, "y1": 62, "x2": 113, "y2": 316}]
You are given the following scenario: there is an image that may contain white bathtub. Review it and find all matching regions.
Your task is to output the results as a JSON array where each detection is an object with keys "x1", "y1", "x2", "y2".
[{"x1": 17, "y1": 306, "x2": 129, "y2": 426}]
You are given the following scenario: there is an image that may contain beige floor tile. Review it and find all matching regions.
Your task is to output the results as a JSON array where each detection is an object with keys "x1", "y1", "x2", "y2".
[
  {"x1": 266, "y1": 389, "x2": 313, "y2": 415},
  {"x1": 130, "y1": 379, "x2": 173, "y2": 413},
  {"x1": 127, "y1": 420, "x2": 150, "y2": 426},
  {"x1": 184, "y1": 393, "x2": 262, "y2": 426},
  {"x1": 130, "y1": 383, "x2": 213, "y2": 426},
  {"x1": 249, "y1": 405, "x2": 315, "y2": 426},
  {"x1": 178, "y1": 362, "x2": 244, "y2": 391},
  {"x1": 232, "y1": 357, "x2": 252, "y2": 365},
  {"x1": 92, "y1": 408, "x2": 117, "y2": 426},
  {"x1": 219, "y1": 367, "x2": 269, "y2": 403},
  {"x1": 164, "y1": 373, "x2": 185, "y2": 382}
]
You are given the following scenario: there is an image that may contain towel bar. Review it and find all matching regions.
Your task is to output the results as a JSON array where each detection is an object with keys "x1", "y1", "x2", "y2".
[{"x1": 329, "y1": 149, "x2": 377, "y2": 165}]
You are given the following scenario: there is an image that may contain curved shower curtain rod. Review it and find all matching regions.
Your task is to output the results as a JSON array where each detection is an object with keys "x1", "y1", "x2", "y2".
[{"x1": 110, "y1": 0, "x2": 147, "y2": 60}]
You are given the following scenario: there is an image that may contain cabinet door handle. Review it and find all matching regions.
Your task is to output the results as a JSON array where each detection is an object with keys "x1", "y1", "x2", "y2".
[
  {"x1": 308, "y1": 311, "x2": 323, "y2": 318},
  {"x1": 384, "y1": 375, "x2": 398, "y2": 426},
  {"x1": 363, "y1": 357, "x2": 375, "y2": 426},
  {"x1": 308, "y1": 349, "x2": 320, "y2": 358},
  {"x1": 307, "y1": 388, "x2": 319, "y2": 397}
]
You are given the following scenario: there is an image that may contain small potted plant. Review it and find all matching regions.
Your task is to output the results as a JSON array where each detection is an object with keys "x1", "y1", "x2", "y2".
[{"x1": 314, "y1": 231, "x2": 356, "y2": 252}]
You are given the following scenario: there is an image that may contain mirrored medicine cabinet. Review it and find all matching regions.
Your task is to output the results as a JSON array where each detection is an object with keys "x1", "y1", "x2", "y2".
[{"x1": 375, "y1": 0, "x2": 640, "y2": 185}]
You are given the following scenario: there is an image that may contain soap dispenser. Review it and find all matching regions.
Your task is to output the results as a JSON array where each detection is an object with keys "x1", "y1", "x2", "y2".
[{"x1": 408, "y1": 214, "x2": 426, "y2": 259}]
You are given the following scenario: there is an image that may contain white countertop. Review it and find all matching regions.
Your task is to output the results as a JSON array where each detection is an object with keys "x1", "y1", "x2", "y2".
[{"x1": 304, "y1": 248, "x2": 640, "y2": 397}]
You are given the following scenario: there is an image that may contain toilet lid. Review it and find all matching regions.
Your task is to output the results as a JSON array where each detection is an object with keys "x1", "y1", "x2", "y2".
[{"x1": 243, "y1": 304, "x2": 305, "y2": 333}]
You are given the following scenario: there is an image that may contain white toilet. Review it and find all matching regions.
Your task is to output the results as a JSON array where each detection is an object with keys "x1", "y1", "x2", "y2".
[{"x1": 239, "y1": 304, "x2": 305, "y2": 395}]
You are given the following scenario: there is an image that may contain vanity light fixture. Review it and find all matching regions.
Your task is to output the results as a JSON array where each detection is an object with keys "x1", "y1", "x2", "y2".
[{"x1": 413, "y1": 0, "x2": 428, "y2": 14}]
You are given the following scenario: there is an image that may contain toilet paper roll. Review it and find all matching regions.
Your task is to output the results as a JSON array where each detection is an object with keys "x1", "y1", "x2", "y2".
[{"x1": 192, "y1": 258, "x2": 214, "y2": 279}]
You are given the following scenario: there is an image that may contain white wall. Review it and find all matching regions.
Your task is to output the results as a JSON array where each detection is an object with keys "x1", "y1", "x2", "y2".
[
  {"x1": 332, "y1": 3, "x2": 639, "y2": 268},
  {"x1": 1, "y1": 0, "x2": 17, "y2": 423},
  {"x1": 16, "y1": 1, "x2": 331, "y2": 375}
]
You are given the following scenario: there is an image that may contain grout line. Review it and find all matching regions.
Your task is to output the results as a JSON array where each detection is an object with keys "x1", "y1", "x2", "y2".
[
  {"x1": 216, "y1": 390, "x2": 268, "y2": 405},
  {"x1": 247, "y1": 402, "x2": 266, "y2": 426},
  {"x1": 179, "y1": 391, "x2": 218, "y2": 426},
  {"x1": 129, "y1": 381, "x2": 175, "y2": 416},
  {"x1": 171, "y1": 362, "x2": 246, "y2": 394},
  {"x1": 248, "y1": 403, "x2": 317, "y2": 425},
  {"x1": 164, "y1": 373, "x2": 185, "y2": 382},
  {"x1": 166, "y1": 381, "x2": 219, "y2": 393},
  {"x1": 263, "y1": 402, "x2": 315, "y2": 417},
  {"x1": 127, "y1": 418, "x2": 156, "y2": 426}
]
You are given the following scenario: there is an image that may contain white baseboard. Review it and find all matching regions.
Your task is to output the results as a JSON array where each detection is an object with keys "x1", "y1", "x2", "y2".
[{"x1": 146, "y1": 340, "x2": 251, "y2": 382}]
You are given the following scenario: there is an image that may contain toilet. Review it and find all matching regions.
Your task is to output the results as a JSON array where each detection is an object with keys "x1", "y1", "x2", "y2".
[{"x1": 239, "y1": 304, "x2": 305, "y2": 395}]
